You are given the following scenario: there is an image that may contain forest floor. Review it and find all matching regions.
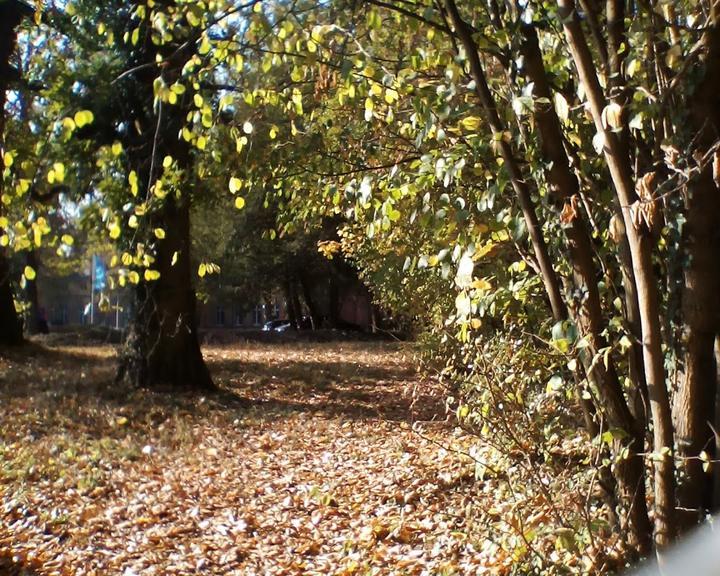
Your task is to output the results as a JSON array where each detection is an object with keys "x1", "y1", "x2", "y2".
[{"x1": 0, "y1": 339, "x2": 506, "y2": 575}]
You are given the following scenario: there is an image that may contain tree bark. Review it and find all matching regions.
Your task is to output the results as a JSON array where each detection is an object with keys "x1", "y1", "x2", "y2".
[
  {"x1": 117, "y1": 6, "x2": 213, "y2": 391},
  {"x1": 24, "y1": 250, "x2": 41, "y2": 335},
  {"x1": 283, "y1": 271, "x2": 300, "y2": 329},
  {"x1": 714, "y1": 336, "x2": 720, "y2": 512},
  {"x1": 120, "y1": 193, "x2": 213, "y2": 391},
  {"x1": 674, "y1": 16, "x2": 720, "y2": 529},
  {"x1": 557, "y1": 0, "x2": 676, "y2": 547},
  {"x1": 299, "y1": 271, "x2": 321, "y2": 329},
  {"x1": 517, "y1": 19, "x2": 651, "y2": 553},
  {"x1": 0, "y1": 5, "x2": 26, "y2": 347}
]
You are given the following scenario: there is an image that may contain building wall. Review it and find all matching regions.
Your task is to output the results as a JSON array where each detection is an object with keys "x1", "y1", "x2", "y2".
[{"x1": 37, "y1": 271, "x2": 132, "y2": 329}]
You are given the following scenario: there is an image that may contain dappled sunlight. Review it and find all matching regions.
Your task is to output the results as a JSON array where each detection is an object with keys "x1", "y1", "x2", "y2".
[{"x1": 0, "y1": 341, "x2": 501, "y2": 575}]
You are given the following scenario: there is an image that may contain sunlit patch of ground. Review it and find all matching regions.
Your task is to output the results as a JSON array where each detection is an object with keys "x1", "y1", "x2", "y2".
[{"x1": 0, "y1": 340, "x2": 506, "y2": 575}]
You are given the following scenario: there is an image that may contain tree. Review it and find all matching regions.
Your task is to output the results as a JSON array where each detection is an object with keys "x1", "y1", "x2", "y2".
[{"x1": 0, "y1": 0, "x2": 33, "y2": 346}]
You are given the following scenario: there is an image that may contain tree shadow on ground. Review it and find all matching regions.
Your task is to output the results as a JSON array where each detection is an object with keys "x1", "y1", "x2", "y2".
[
  {"x1": 0, "y1": 340, "x2": 445, "y2": 449},
  {"x1": 208, "y1": 356, "x2": 444, "y2": 422},
  {"x1": 0, "y1": 550, "x2": 41, "y2": 576}
]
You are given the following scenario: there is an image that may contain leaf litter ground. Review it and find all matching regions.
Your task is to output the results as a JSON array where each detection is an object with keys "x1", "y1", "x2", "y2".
[{"x1": 0, "y1": 340, "x2": 508, "y2": 575}]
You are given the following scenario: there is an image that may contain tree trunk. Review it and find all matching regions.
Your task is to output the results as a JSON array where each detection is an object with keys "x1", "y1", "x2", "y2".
[
  {"x1": 283, "y1": 271, "x2": 299, "y2": 329},
  {"x1": 24, "y1": 250, "x2": 42, "y2": 335},
  {"x1": 0, "y1": 252, "x2": 22, "y2": 346},
  {"x1": 299, "y1": 271, "x2": 321, "y2": 329},
  {"x1": 714, "y1": 336, "x2": 720, "y2": 512},
  {"x1": 116, "y1": 9, "x2": 212, "y2": 391},
  {"x1": 674, "y1": 17, "x2": 720, "y2": 529},
  {"x1": 0, "y1": 9, "x2": 25, "y2": 347},
  {"x1": 119, "y1": 194, "x2": 213, "y2": 391},
  {"x1": 558, "y1": 0, "x2": 676, "y2": 547},
  {"x1": 328, "y1": 274, "x2": 339, "y2": 328},
  {"x1": 605, "y1": 0, "x2": 651, "y2": 428},
  {"x1": 517, "y1": 18, "x2": 651, "y2": 553},
  {"x1": 444, "y1": 0, "x2": 567, "y2": 322}
]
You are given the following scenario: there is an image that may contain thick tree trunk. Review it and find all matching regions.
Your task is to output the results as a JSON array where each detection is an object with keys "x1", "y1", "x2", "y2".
[
  {"x1": 328, "y1": 274, "x2": 339, "y2": 328},
  {"x1": 119, "y1": 194, "x2": 213, "y2": 391},
  {"x1": 558, "y1": 0, "x2": 676, "y2": 547},
  {"x1": 24, "y1": 250, "x2": 41, "y2": 335},
  {"x1": 0, "y1": 10, "x2": 24, "y2": 347},
  {"x1": 116, "y1": 10, "x2": 212, "y2": 391},
  {"x1": 0, "y1": 252, "x2": 22, "y2": 346},
  {"x1": 674, "y1": 18, "x2": 720, "y2": 528},
  {"x1": 714, "y1": 336, "x2": 720, "y2": 512}
]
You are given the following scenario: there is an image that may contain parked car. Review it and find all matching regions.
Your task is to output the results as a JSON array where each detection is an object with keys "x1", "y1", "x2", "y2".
[{"x1": 262, "y1": 319, "x2": 292, "y2": 332}]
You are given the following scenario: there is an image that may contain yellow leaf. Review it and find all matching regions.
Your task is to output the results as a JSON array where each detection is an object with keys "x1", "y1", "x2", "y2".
[
  {"x1": 460, "y1": 116, "x2": 481, "y2": 131},
  {"x1": 3, "y1": 152, "x2": 13, "y2": 168},
  {"x1": 109, "y1": 222, "x2": 121, "y2": 239},
  {"x1": 602, "y1": 102, "x2": 623, "y2": 130},
  {"x1": 53, "y1": 162, "x2": 66, "y2": 183},
  {"x1": 471, "y1": 278, "x2": 492, "y2": 291},
  {"x1": 128, "y1": 271, "x2": 140, "y2": 284},
  {"x1": 154, "y1": 228, "x2": 166, "y2": 239},
  {"x1": 234, "y1": 196, "x2": 246, "y2": 210},
  {"x1": 121, "y1": 252, "x2": 133, "y2": 266},
  {"x1": 112, "y1": 141, "x2": 123, "y2": 156},
  {"x1": 129, "y1": 171, "x2": 139, "y2": 196},
  {"x1": 198, "y1": 263, "x2": 207, "y2": 277},
  {"x1": 162, "y1": 155, "x2": 172, "y2": 168},
  {"x1": 24, "y1": 265, "x2": 36, "y2": 280},
  {"x1": 144, "y1": 269, "x2": 160, "y2": 281},
  {"x1": 61, "y1": 234, "x2": 74, "y2": 245},
  {"x1": 196, "y1": 136, "x2": 207, "y2": 150},
  {"x1": 229, "y1": 177, "x2": 242, "y2": 194},
  {"x1": 74, "y1": 110, "x2": 94, "y2": 128},
  {"x1": 384, "y1": 88, "x2": 398, "y2": 104}
]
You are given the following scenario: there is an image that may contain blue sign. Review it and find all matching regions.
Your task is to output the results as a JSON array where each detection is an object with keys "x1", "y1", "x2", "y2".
[{"x1": 93, "y1": 255, "x2": 106, "y2": 291}]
